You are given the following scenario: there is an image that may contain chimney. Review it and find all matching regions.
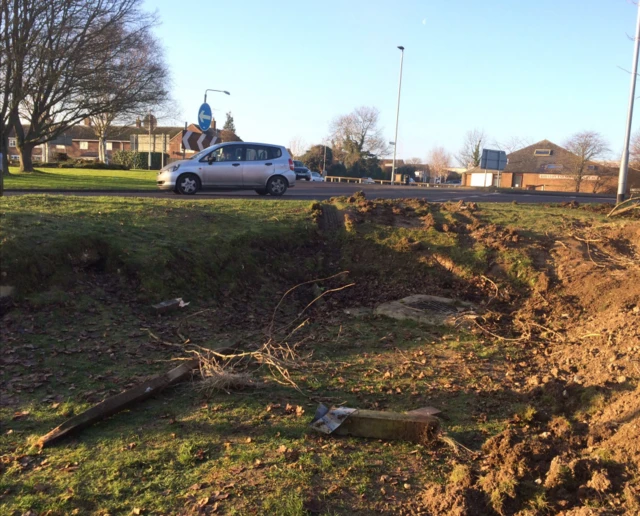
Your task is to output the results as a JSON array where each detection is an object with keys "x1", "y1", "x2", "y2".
[
  {"x1": 135, "y1": 117, "x2": 141, "y2": 128},
  {"x1": 83, "y1": 117, "x2": 91, "y2": 126}
]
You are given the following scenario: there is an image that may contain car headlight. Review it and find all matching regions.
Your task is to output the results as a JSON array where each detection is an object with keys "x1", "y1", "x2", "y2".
[{"x1": 160, "y1": 164, "x2": 180, "y2": 174}]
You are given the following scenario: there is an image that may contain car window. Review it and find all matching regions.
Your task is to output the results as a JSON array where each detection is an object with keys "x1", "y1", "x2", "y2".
[
  {"x1": 245, "y1": 145, "x2": 281, "y2": 161},
  {"x1": 211, "y1": 145, "x2": 244, "y2": 162},
  {"x1": 293, "y1": 160, "x2": 303, "y2": 167}
]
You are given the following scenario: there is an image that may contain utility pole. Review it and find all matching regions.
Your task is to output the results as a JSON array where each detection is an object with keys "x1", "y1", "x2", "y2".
[
  {"x1": 617, "y1": 2, "x2": 640, "y2": 203},
  {"x1": 391, "y1": 46, "x2": 405, "y2": 186},
  {"x1": 147, "y1": 110, "x2": 152, "y2": 170}
]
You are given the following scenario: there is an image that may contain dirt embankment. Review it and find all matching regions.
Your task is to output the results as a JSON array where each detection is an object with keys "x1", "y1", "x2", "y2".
[{"x1": 424, "y1": 220, "x2": 640, "y2": 515}]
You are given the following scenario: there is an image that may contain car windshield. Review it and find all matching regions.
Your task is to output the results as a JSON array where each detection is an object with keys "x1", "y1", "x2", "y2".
[
  {"x1": 293, "y1": 161, "x2": 304, "y2": 167},
  {"x1": 190, "y1": 145, "x2": 219, "y2": 161}
]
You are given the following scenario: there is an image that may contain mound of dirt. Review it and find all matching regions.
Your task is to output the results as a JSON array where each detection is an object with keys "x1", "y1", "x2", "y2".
[{"x1": 412, "y1": 217, "x2": 640, "y2": 515}]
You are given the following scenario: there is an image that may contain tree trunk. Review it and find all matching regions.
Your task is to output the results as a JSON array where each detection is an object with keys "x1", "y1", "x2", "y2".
[
  {"x1": 0, "y1": 133, "x2": 10, "y2": 176},
  {"x1": 18, "y1": 142, "x2": 35, "y2": 172}
]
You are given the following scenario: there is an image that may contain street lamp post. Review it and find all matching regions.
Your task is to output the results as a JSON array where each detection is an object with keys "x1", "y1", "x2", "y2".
[
  {"x1": 390, "y1": 46, "x2": 405, "y2": 186},
  {"x1": 204, "y1": 89, "x2": 230, "y2": 104},
  {"x1": 617, "y1": 3, "x2": 640, "y2": 203},
  {"x1": 148, "y1": 110, "x2": 152, "y2": 170}
]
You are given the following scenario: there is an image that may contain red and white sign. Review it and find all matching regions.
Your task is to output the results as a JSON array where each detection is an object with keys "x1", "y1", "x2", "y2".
[{"x1": 182, "y1": 130, "x2": 217, "y2": 151}]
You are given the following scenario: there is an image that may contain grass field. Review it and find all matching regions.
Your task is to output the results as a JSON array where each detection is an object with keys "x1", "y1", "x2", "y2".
[
  {"x1": 1, "y1": 195, "x2": 631, "y2": 515},
  {"x1": 4, "y1": 167, "x2": 157, "y2": 190}
]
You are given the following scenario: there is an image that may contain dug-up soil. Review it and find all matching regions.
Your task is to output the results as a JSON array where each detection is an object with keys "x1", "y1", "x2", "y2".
[{"x1": 328, "y1": 196, "x2": 640, "y2": 515}]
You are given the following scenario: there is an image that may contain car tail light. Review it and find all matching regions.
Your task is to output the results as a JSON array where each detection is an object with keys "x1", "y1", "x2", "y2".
[{"x1": 288, "y1": 158, "x2": 294, "y2": 171}]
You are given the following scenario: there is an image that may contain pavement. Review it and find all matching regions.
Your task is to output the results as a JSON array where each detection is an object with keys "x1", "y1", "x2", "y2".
[{"x1": 4, "y1": 182, "x2": 616, "y2": 204}]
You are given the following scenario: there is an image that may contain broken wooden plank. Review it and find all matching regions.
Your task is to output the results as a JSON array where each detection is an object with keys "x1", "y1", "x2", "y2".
[
  {"x1": 38, "y1": 358, "x2": 199, "y2": 448},
  {"x1": 310, "y1": 405, "x2": 440, "y2": 444}
]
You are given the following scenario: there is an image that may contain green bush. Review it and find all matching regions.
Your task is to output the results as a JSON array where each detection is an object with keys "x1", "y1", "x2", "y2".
[
  {"x1": 327, "y1": 163, "x2": 347, "y2": 177},
  {"x1": 36, "y1": 160, "x2": 129, "y2": 170},
  {"x1": 112, "y1": 150, "x2": 168, "y2": 170}
]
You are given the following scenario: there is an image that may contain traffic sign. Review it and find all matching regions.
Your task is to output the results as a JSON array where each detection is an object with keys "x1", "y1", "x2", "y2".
[
  {"x1": 182, "y1": 130, "x2": 217, "y2": 151},
  {"x1": 480, "y1": 149, "x2": 508, "y2": 171},
  {"x1": 198, "y1": 103, "x2": 212, "y2": 131}
]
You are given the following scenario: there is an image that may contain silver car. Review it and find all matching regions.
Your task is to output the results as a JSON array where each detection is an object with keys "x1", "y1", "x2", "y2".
[{"x1": 157, "y1": 142, "x2": 296, "y2": 196}]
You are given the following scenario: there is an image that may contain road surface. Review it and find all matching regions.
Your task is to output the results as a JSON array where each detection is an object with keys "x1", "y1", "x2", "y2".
[{"x1": 5, "y1": 183, "x2": 616, "y2": 204}]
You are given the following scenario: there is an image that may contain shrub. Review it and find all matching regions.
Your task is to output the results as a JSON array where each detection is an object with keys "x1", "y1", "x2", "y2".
[
  {"x1": 327, "y1": 162, "x2": 347, "y2": 177},
  {"x1": 112, "y1": 150, "x2": 168, "y2": 170}
]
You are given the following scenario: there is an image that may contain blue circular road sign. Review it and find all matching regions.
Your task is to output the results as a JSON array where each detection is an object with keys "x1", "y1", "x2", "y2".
[{"x1": 198, "y1": 103, "x2": 212, "y2": 131}]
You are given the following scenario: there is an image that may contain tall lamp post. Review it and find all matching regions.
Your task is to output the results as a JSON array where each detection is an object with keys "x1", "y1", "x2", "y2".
[
  {"x1": 390, "y1": 46, "x2": 405, "y2": 186},
  {"x1": 617, "y1": 3, "x2": 640, "y2": 203},
  {"x1": 204, "y1": 89, "x2": 230, "y2": 103}
]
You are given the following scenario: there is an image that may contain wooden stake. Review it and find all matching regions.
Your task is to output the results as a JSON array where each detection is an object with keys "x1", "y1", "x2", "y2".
[
  {"x1": 38, "y1": 359, "x2": 199, "y2": 448},
  {"x1": 331, "y1": 409, "x2": 439, "y2": 444}
]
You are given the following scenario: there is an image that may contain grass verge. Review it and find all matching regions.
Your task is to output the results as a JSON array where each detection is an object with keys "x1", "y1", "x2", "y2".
[{"x1": 4, "y1": 167, "x2": 157, "y2": 190}]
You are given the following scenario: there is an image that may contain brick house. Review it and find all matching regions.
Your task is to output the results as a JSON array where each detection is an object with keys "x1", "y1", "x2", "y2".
[
  {"x1": 461, "y1": 140, "x2": 640, "y2": 194},
  {"x1": 7, "y1": 118, "x2": 220, "y2": 164}
]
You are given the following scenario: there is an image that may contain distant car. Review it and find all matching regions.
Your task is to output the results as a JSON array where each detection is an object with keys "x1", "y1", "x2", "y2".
[
  {"x1": 293, "y1": 160, "x2": 312, "y2": 181},
  {"x1": 445, "y1": 179, "x2": 461, "y2": 185},
  {"x1": 156, "y1": 142, "x2": 296, "y2": 196},
  {"x1": 361, "y1": 177, "x2": 375, "y2": 184},
  {"x1": 310, "y1": 171, "x2": 325, "y2": 182}
]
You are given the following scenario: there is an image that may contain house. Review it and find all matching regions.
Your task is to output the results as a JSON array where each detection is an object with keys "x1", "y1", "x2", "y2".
[
  {"x1": 7, "y1": 117, "x2": 221, "y2": 164},
  {"x1": 461, "y1": 140, "x2": 640, "y2": 194}
]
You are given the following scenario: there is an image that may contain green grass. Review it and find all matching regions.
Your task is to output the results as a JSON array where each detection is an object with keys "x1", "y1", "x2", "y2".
[
  {"x1": 4, "y1": 166, "x2": 157, "y2": 190},
  {"x1": 0, "y1": 196, "x2": 622, "y2": 514},
  {"x1": 0, "y1": 195, "x2": 316, "y2": 300}
]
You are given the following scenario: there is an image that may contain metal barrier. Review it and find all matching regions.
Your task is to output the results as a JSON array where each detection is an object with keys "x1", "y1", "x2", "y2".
[{"x1": 325, "y1": 176, "x2": 463, "y2": 187}]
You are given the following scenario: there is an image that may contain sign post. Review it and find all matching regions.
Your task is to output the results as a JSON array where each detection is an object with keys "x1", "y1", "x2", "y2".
[{"x1": 480, "y1": 149, "x2": 508, "y2": 188}]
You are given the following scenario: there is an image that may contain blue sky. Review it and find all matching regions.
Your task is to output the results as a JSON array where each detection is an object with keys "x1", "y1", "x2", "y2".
[{"x1": 147, "y1": 0, "x2": 638, "y2": 163}]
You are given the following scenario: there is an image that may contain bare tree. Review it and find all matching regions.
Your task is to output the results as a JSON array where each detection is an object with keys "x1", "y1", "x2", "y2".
[
  {"x1": 428, "y1": 146, "x2": 452, "y2": 183},
  {"x1": 563, "y1": 131, "x2": 610, "y2": 192},
  {"x1": 0, "y1": 0, "x2": 50, "y2": 183},
  {"x1": 493, "y1": 136, "x2": 532, "y2": 154},
  {"x1": 88, "y1": 26, "x2": 170, "y2": 163},
  {"x1": 405, "y1": 157, "x2": 422, "y2": 166},
  {"x1": 5, "y1": 0, "x2": 162, "y2": 172},
  {"x1": 330, "y1": 106, "x2": 389, "y2": 167},
  {"x1": 288, "y1": 136, "x2": 307, "y2": 159},
  {"x1": 456, "y1": 129, "x2": 487, "y2": 168}
]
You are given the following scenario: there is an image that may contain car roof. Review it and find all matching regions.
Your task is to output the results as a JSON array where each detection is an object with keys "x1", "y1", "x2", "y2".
[{"x1": 221, "y1": 141, "x2": 283, "y2": 148}]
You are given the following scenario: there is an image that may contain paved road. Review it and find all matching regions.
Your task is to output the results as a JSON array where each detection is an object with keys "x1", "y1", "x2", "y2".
[{"x1": 5, "y1": 183, "x2": 616, "y2": 203}]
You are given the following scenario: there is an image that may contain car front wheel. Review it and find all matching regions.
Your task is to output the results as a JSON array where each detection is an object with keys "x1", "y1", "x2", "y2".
[
  {"x1": 267, "y1": 176, "x2": 287, "y2": 196},
  {"x1": 176, "y1": 173, "x2": 200, "y2": 195}
]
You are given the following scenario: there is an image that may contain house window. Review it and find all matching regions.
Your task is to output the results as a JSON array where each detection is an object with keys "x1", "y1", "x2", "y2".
[
  {"x1": 546, "y1": 164, "x2": 563, "y2": 170},
  {"x1": 56, "y1": 145, "x2": 66, "y2": 150},
  {"x1": 79, "y1": 141, "x2": 88, "y2": 150},
  {"x1": 534, "y1": 149, "x2": 552, "y2": 156},
  {"x1": 9, "y1": 138, "x2": 16, "y2": 147},
  {"x1": 106, "y1": 142, "x2": 113, "y2": 151},
  {"x1": 587, "y1": 165, "x2": 599, "y2": 171}
]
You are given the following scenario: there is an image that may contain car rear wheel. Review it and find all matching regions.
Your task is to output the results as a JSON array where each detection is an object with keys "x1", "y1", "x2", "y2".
[
  {"x1": 176, "y1": 173, "x2": 200, "y2": 195},
  {"x1": 255, "y1": 189, "x2": 268, "y2": 196},
  {"x1": 267, "y1": 176, "x2": 287, "y2": 196}
]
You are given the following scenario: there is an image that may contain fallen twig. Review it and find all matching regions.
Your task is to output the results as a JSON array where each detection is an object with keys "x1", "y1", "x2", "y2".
[
  {"x1": 268, "y1": 271, "x2": 350, "y2": 335},
  {"x1": 607, "y1": 197, "x2": 640, "y2": 218},
  {"x1": 473, "y1": 319, "x2": 527, "y2": 342}
]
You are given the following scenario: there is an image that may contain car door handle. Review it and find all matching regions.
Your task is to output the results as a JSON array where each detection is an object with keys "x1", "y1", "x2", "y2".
[
  {"x1": 265, "y1": 162, "x2": 272, "y2": 166},
  {"x1": 232, "y1": 163, "x2": 241, "y2": 167}
]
